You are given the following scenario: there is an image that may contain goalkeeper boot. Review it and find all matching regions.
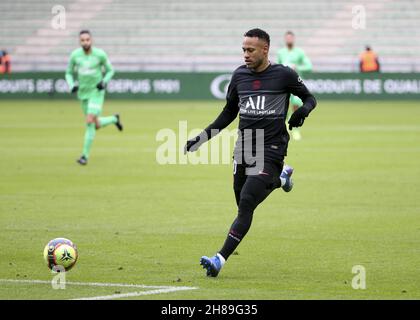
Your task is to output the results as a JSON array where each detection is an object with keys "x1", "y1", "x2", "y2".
[
  {"x1": 114, "y1": 114, "x2": 123, "y2": 131},
  {"x1": 200, "y1": 254, "x2": 224, "y2": 277},
  {"x1": 77, "y1": 155, "x2": 88, "y2": 166},
  {"x1": 280, "y1": 164, "x2": 294, "y2": 192}
]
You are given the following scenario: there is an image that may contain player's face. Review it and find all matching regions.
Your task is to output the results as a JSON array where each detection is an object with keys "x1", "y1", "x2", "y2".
[
  {"x1": 285, "y1": 34, "x2": 295, "y2": 48},
  {"x1": 242, "y1": 37, "x2": 269, "y2": 70},
  {"x1": 80, "y1": 33, "x2": 92, "y2": 51}
]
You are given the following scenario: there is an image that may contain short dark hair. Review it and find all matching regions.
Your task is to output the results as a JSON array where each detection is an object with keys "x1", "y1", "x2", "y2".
[
  {"x1": 285, "y1": 30, "x2": 295, "y2": 36},
  {"x1": 244, "y1": 28, "x2": 270, "y2": 46},
  {"x1": 79, "y1": 30, "x2": 91, "y2": 36}
]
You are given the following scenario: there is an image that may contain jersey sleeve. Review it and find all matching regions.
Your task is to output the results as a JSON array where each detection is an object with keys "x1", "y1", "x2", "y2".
[
  {"x1": 285, "y1": 67, "x2": 316, "y2": 113},
  {"x1": 203, "y1": 73, "x2": 239, "y2": 138},
  {"x1": 296, "y1": 49, "x2": 312, "y2": 73},
  {"x1": 65, "y1": 51, "x2": 76, "y2": 90},
  {"x1": 101, "y1": 51, "x2": 115, "y2": 84}
]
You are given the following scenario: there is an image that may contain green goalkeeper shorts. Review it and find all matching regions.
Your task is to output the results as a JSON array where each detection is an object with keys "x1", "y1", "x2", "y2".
[{"x1": 81, "y1": 91, "x2": 105, "y2": 116}]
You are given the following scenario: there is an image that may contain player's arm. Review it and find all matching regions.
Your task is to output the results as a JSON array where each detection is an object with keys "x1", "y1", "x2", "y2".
[
  {"x1": 65, "y1": 52, "x2": 78, "y2": 93},
  {"x1": 97, "y1": 51, "x2": 114, "y2": 90},
  {"x1": 286, "y1": 68, "x2": 317, "y2": 130},
  {"x1": 296, "y1": 49, "x2": 312, "y2": 73},
  {"x1": 184, "y1": 78, "x2": 239, "y2": 153}
]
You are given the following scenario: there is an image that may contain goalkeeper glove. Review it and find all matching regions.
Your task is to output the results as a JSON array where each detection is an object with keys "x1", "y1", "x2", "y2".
[
  {"x1": 184, "y1": 136, "x2": 201, "y2": 154},
  {"x1": 288, "y1": 107, "x2": 310, "y2": 130},
  {"x1": 184, "y1": 131, "x2": 210, "y2": 154},
  {"x1": 71, "y1": 85, "x2": 78, "y2": 93},
  {"x1": 96, "y1": 81, "x2": 105, "y2": 90}
]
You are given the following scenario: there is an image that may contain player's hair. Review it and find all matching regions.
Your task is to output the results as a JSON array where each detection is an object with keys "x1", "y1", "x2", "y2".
[
  {"x1": 244, "y1": 28, "x2": 270, "y2": 46},
  {"x1": 79, "y1": 30, "x2": 91, "y2": 36},
  {"x1": 285, "y1": 30, "x2": 295, "y2": 36}
]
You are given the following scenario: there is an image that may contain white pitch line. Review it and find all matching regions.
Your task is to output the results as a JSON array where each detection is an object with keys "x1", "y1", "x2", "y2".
[
  {"x1": 0, "y1": 279, "x2": 198, "y2": 300},
  {"x1": 72, "y1": 286, "x2": 197, "y2": 300},
  {"x1": 0, "y1": 278, "x2": 196, "y2": 289}
]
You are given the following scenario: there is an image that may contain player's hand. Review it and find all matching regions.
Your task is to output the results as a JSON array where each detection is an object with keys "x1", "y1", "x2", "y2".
[
  {"x1": 96, "y1": 81, "x2": 105, "y2": 90},
  {"x1": 288, "y1": 107, "x2": 310, "y2": 130},
  {"x1": 71, "y1": 85, "x2": 78, "y2": 93},
  {"x1": 184, "y1": 136, "x2": 201, "y2": 154}
]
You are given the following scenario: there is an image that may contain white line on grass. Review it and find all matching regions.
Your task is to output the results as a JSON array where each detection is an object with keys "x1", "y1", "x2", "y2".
[
  {"x1": 0, "y1": 279, "x2": 198, "y2": 300},
  {"x1": 72, "y1": 286, "x2": 197, "y2": 300}
]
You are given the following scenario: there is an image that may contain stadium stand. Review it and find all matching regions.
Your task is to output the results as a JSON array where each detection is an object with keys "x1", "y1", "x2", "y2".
[{"x1": 1, "y1": 0, "x2": 419, "y2": 72}]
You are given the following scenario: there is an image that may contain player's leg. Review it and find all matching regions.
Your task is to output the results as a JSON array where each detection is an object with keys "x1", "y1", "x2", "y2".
[
  {"x1": 287, "y1": 95, "x2": 303, "y2": 140},
  {"x1": 98, "y1": 114, "x2": 123, "y2": 131},
  {"x1": 81, "y1": 99, "x2": 88, "y2": 116},
  {"x1": 220, "y1": 162, "x2": 282, "y2": 259},
  {"x1": 199, "y1": 160, "x2": 247, "y2": 276},
  {"x1": 200, "y1": 160, "x2": 283, "y2": 277},
  {"x1": 77, "y1": 100, "x2": 90, "y2": 165},
  {"x1": 77, "y1": 98, "x2": 101, "y2": 165},
  {"x1": 96, "y1": 92, "x2": 123, "y2": 131},
  {"x1": 233, "y1": 160, "x2": 247, "y2": 206}
]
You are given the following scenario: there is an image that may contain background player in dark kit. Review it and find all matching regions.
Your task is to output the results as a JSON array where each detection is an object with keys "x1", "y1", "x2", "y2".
[{"x1": 185, "y1": 28, "x2": 317, "y2": 277}]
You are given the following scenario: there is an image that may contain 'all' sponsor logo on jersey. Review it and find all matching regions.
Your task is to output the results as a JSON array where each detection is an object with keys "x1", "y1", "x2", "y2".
[{"x1": 245, "y1": 96, "x2": 266, "y2": 110}]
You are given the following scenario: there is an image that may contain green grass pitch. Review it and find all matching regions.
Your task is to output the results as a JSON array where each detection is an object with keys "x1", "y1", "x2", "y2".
[{"x1": 0, "y1": 99, "x2": 419, "y2": 299}]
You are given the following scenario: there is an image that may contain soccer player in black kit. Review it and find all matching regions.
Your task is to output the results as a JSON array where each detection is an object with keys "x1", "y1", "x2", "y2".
[{"x1": 184, "y1": 29, "x2": 317, "y2": 277}]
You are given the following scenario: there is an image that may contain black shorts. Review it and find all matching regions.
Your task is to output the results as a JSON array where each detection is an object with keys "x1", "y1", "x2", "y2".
[{"x1": 233, "y1": 157, "x2": 284, "y2": 206}]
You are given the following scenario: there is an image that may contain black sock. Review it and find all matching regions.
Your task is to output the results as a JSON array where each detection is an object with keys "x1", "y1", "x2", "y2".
[{"x1": 219, "y1": 213, "x2": 253, "y2": 260}]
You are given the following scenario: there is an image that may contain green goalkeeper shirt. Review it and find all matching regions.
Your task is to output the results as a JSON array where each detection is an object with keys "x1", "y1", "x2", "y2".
[
  {"x1": 65, "y1": 47, "x2": 114, "y2": 100},
  {"x1": 276, "y1": 47, "x2": 312, "y2": 76}
]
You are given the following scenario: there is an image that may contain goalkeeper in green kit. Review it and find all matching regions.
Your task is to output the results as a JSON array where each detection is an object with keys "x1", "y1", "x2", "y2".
[
  {"x1": 277, "y1": 31, "x2": 312, "y2": 141},
  {"x1": 65, "y1": 30, "x2": 123, "y2": 165}
]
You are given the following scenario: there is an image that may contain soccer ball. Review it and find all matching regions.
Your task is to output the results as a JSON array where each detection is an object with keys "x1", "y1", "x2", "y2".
[{"x1": 43, "y1": 238, "x2": 78, "y2": 272}]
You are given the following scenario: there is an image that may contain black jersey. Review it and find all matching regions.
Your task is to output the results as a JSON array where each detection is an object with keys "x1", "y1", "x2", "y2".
[{"x1": 204, "y1": 63, "x2": 317, "y2": 164}]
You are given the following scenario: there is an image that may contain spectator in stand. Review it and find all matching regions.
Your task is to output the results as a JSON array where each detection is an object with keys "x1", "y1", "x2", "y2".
[
  {"x1": 359, "y1": 46, "x2": 380, "y2": 73},
  {"x1": 0, "y1": 50, "x2": 11, "y2": 74}
]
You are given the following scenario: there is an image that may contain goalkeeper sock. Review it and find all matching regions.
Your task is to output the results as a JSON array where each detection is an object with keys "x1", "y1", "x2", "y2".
[
  {"x1": 82, "y1": 123, "x2": 96, "y2": 159},
  {"x1": 216, "y1": 253, "x2": 226, "y2": 266},
  {"x1": 98, "y1": 115, "x2": 117, "y2": 128}
]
